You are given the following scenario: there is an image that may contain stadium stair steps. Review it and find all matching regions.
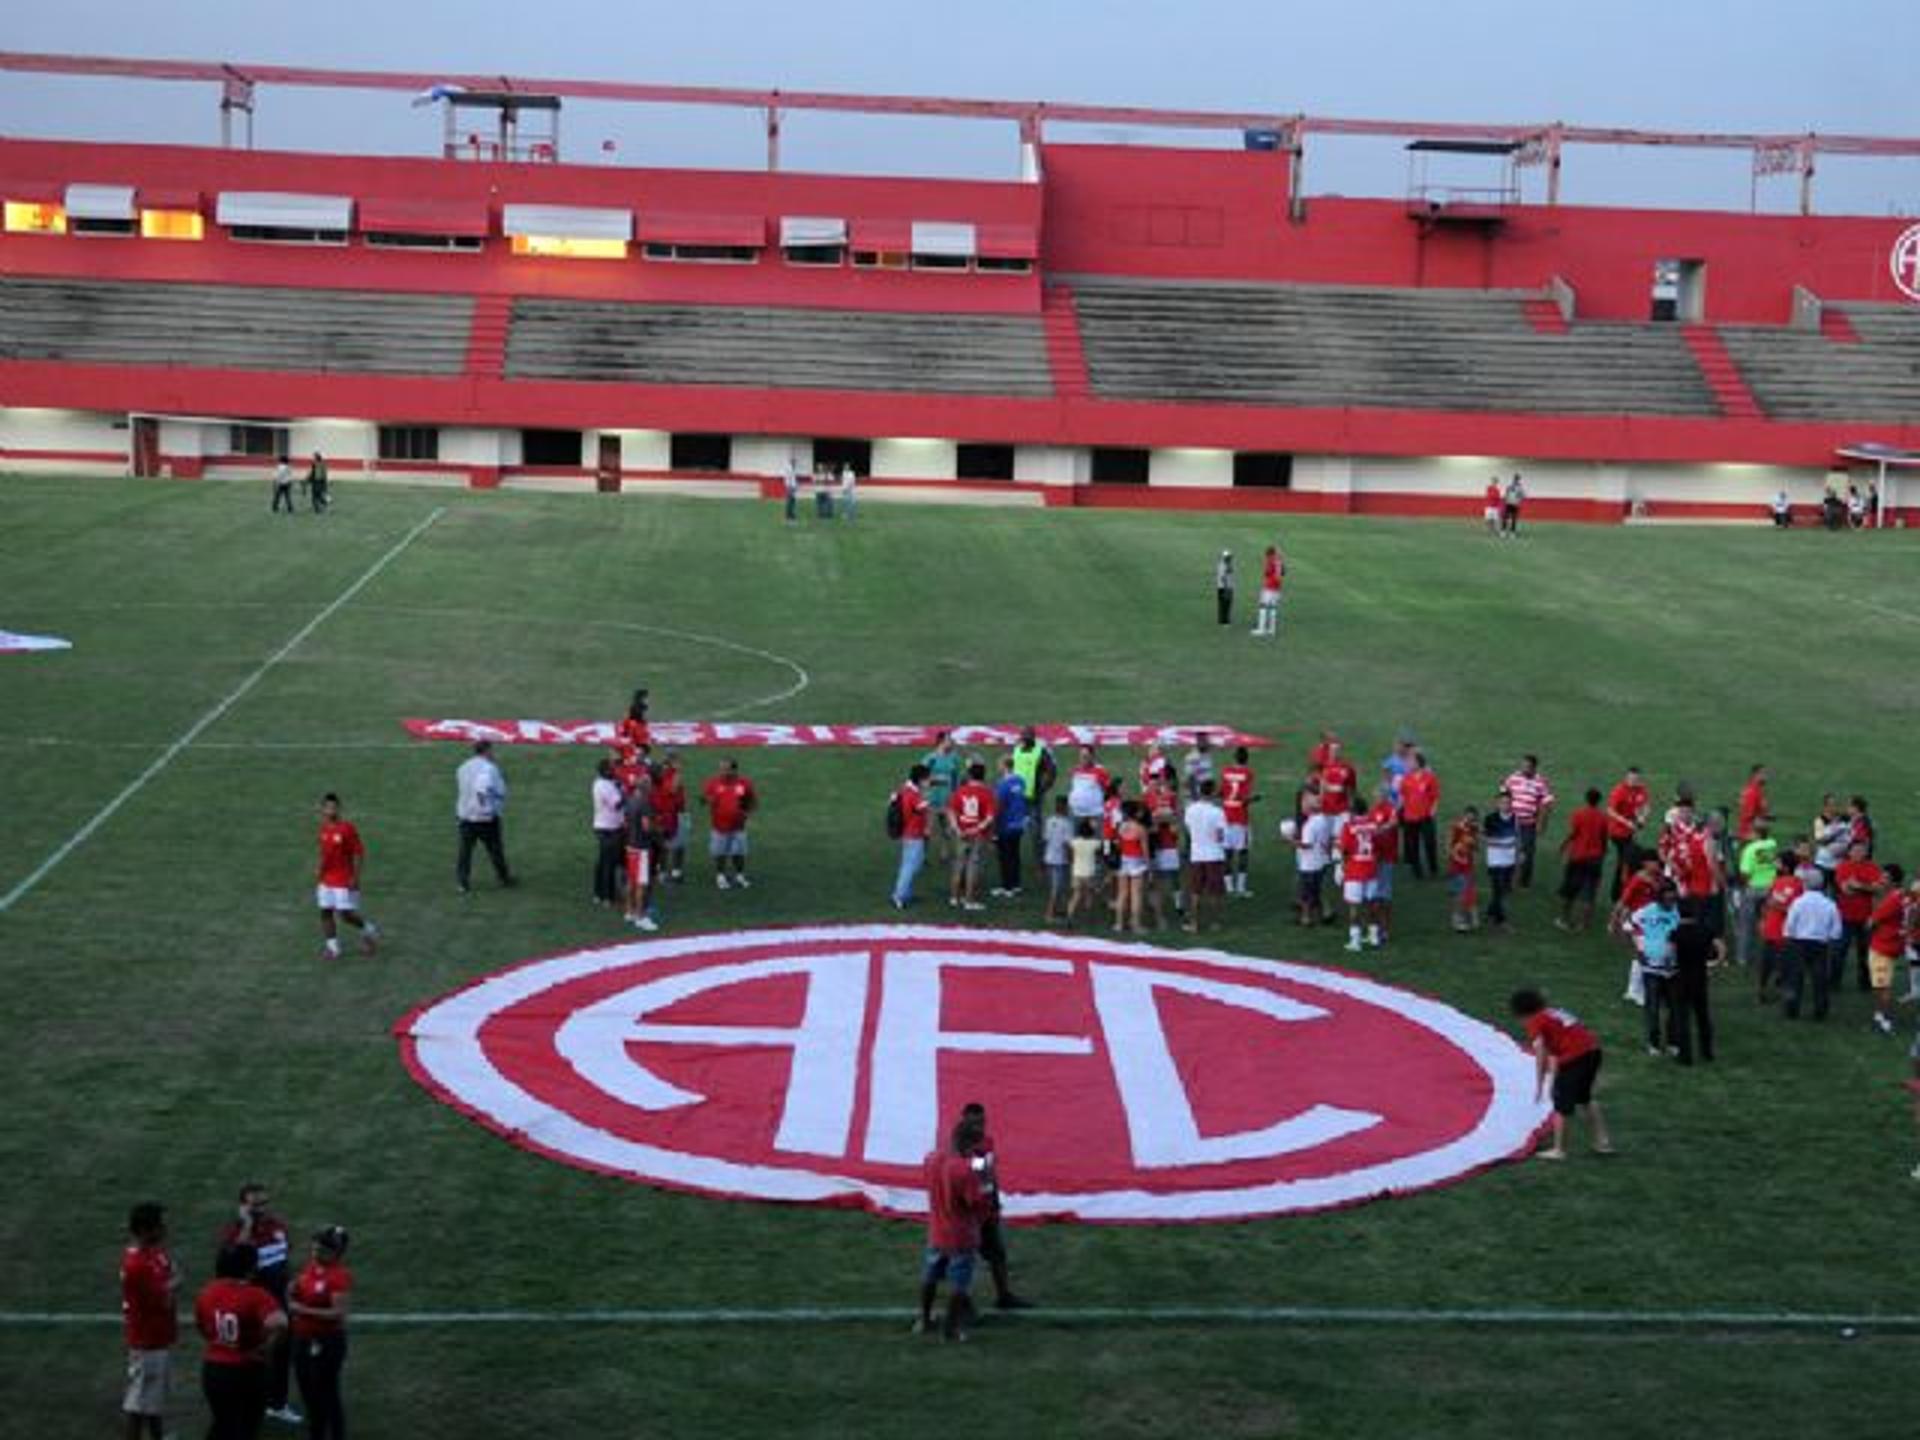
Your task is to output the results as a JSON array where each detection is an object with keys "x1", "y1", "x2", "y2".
[
  {"x1": 466, "y1": 294, "x2": 513, "y2": 378},
  {"x1": 1041, "y1": 284, "x2": 1094, "y2": 400},
  {"x1": 1522, "y1": 298, "x2": 1569, "y2": 335},
  {"x1": 1820, "y1": 308, "x2": 1862, "y2": 343},
  {"x1": 1681, "y1": 325, "x2": 1766, "y2": 419}
]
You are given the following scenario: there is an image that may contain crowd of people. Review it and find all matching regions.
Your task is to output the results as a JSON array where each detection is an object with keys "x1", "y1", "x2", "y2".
[{"x1": 119, "y1": 1185, "x2": 350, "y2": 1440}]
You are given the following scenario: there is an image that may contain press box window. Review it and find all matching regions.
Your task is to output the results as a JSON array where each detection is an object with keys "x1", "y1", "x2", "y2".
[
  {"x1": 975, "y1": 255, "x2": 1033, "y2": 274},
  {"x1": 957, "y1": 444, "x2": 1015, "y2": 481},
  {"x1": 643, "y1": 243, "x2": 757, "y2": 264},
  {"x1": 909, "y1": 251, "x2": 971, "y2": 271},
  {"x1": 1232, "y1": 452, "x2": 1292, "y2": 488},
  {"x1": 231, "y1": 225, "x2": 347, "y2": 245},
  {"x1": 367, "y1": 232, "x2": 483, "y2": 252},
  {"x1": 783, "y1": 243, "x2": 845, "y2": 267},
  {"x1": 1091, "y1": 448, "x2": 1150, "y2": 485},
  {"x1": 228, "y1": 425, "x2": 287, "y2": 457},
  {"x1": 812, "y1": 438, "x2": 872, "y2": 475},
  {"x1": 378, "y1": 426, "x2": 440, "y2": 462},
  {"x1": 72, "y1": 215, "x2": 135, "y2": 237},
  {"x1": 521, "y1": 429, "x2": 583, "y2": 466},
  {"x1": 669, "y1": 433, "x2": 733, "y2": 471},
  {"x1": 852, "y1": 250, "x2": 909, "y2": 270}
]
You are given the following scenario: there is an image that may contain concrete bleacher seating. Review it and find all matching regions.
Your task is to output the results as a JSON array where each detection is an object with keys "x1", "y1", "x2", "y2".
[
  {"x1": 505, "y1": 298, "x2": 1053, "y2": 396},
  {"x1": 1067, "y1": 277, "x2": 1719, "y2": 416},
  {"x1": 1719, "y1": 304, "x2": 1920, "y2": 422},
  {"x1": 0, "y1": 276, "x2": 473, "y2": 376}
]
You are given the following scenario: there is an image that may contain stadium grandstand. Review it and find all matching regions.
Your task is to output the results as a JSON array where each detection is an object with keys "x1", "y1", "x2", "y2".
[{"x1": 3, "y1": 50, "x2": 1920, "y2": 521}]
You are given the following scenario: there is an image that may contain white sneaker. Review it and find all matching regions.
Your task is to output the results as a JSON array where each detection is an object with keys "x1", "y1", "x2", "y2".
[
  {"x1": 636, "y1": 916, "x2": 660, "y2": 932},
  {"x1": 963, "y1": 901, "x2": 986, "y2": 912},
  {"x1": 1911, "y1": 1160, "x2": 1920, "y2": 1182},
  {"x1": 1344, "y1": 938, "x2": 1364, "y2": 953},
  {"x1": 1873, "y1": 1012, "x2": 1895, "y2": 1034},
  {"x1": 733, "y1": 874, "x2": 751, "y2": 889},
  {"x1": 267, "y1": 1406, "x2": 304, "y2": 1425},
  {"x1": 716, "y1": 874, "x2": 731, "y2": 890}
]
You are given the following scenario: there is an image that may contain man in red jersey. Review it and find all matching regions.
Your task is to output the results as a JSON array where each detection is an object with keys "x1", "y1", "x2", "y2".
[
  {"x1": 653, "y1": 750, "x2": 687, "y2": 883},
  {"x1": 1483, "y1": 477, "x2": 1504, "y2": 536},
  {"x1": 616, "y1": 686, "x2": 650, "y2": 760},
  {"x1": 1397, "y1": 750, "x2": 1440, "y2": 879},
  {"x1": 314, "y1": 794, "x2": 378, "y2": 962},
  {"x1": 889, "y1": 761, "x2": 933, "y2": 910},
  {"x1": 1251, "y1": 543, "x2": 1285, "y2": 637},
  {"x1": 196, "y1": 1243, "x2": 286, "y2": 1440},
  {"x1": 1836, "y1": 840, "x2": 1887, "y2": 995},
  {"x1": 701, "y1": 757, "x2": 757, "y2": 890},
  {"x1": 288, "y1": 1226, "x2": 353, "y2": 1440},
  {"x1": 1219, "y1": 746, "x2": 1258, "y2": 897},
  {"x1": 1555, "y1": 788, "x2": 1611, "y2": 932},
  {"x1": 1510, "y1": 989, "x2": 1613, "y2": 1160},
  {"x1": 1604, "y1": 766, "x2": 1651, "y2": 899},
  {"x1": 1317, "y1": 741, "x2": 1357, "y2": 816},
  {"x1": 916, "y1": 1116, "x2": 991, "y2": 1341},
  {"x1": 1736, "y1": 764, "x2": 1769, "y2": 842},
  {"x1": 1758, "y1": 849, "x2": 1805, "y2": 1004},
  {"x1": 1339, "y1": 810, "x2": 1381, "y2": 951},
  {"x1": 1864, "y1": 870, "x2": 1911, "y2": 1037},
  {"x1": 121, "y1": 1201, "x2": 179, "y2": 1440},
  {"x1": 1362, "y1": 784, "x2": 1400, "y2": 942},
  {"x1": 1306, "y1": 728, "x2": 1340, "y2": 778},
  {"x1": 218, "y1": 1182, "x2": 297, "y2": 1423},
  {"x1": 948, "y1": 761, "x2": 998, "y2": 913},
  {"x1": 959, "y1": 1102, "x2": 1034, "y2": 1312}
]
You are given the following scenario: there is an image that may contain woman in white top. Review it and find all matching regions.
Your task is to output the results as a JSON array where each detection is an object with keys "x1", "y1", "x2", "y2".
[{"x1": 591, "y1": 758, "x2": 626, "y2": 906}]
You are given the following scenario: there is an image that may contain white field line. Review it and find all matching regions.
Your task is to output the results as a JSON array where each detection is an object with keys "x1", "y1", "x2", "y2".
[
  {"x1": 0, "y1": 507, "x2": 446, "y2": 914},
  {"x1": 0, "y1": 1304, "x2": 1915, "y2": 1331}
]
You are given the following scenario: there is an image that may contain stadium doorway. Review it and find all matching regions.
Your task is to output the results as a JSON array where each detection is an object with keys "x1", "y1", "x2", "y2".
[
  {"x1": 596, "y1": 434, "x2": 621, "y2": 492},
  {"x1": 130, "y1": 416, "x2": 160, "y2": 478}
]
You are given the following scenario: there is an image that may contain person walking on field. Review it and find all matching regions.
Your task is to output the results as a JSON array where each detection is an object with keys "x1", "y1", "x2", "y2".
[
  {"x1": 1214, "y1": 550, "x2": 1235, "y2": 626},
  {"x1": 1510, "y1": 989, "x2": 1613, "y2": 1159},
  {"x1": 1483, "y1": 477, "x2": 1503, "y2": 536},
  {"x1": 120, "y1": 1201, "x2": 179, "y2": 1440},
  {"x1": 314, "y1": 794, "x2": 379, "y2": 961},
  {"x1": 287, "y1": 1226, "x2": 352, "y2": 1440},
  {"x1": 305, "y1": 452, "x2": 329, "y2": 514},
  {"x1": 1501, "y1": 473, "x2": 1525, "y2": 536},
  {"x1": 1555, "y1": 788, "x2": 1611, "y2": 932},
  {"x1": 1502, "y1": 755, "x2": 1556, "y2": 888},
  {"x1": 1251, "y1": 544, "x2": 1284, "y2": 636},
  {"x1": 270, "y1": 456, "x2": 295, "y2": 515},
  {"x1": 1605, "y1": 765, "x2": 1650, "y2": 899},
  {"x1": 454, "y1": 740, "x2": 514, "y2": 895}
]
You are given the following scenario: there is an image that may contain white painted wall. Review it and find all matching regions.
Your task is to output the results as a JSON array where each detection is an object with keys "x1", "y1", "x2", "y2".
[
  {"x1": 1149, "y1": 447, "x2": 1232, "y2": 489},
  {"x1": 872, "y1": 438, "x2": 957, "y2": 480},
  {"x1": 0, "y1": 407, "x2": 127, "y2": 455},
  {"x1": 734, "y1": 435, "x2": 808, "y2": 477},
  {"x1": 590, "y1": 428, "x2": 670, "y2": 471},
  {"x1": 441, "y1": 427, "x2": 519, "y2": 468},
  {"x1": 1292, "y1": 455, "x2": 1353, "y2": 498},
  {"x1": 1013, "y1": 444, "x2": 1083, "y2": 486}
]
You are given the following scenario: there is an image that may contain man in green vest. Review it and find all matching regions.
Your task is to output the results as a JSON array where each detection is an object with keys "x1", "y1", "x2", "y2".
[
  {"x1": 1009, "y1": 727, "x2": 1057, "y2": 868},
  {"x1": 1733, "y1": 814, "x2": 1779, "y2": 974}
]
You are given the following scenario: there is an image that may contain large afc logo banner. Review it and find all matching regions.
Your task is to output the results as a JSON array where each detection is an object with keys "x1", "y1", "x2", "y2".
[
  {"x1": 1894, "y1": 224, "x2": 1920, "y2": 303},
  {"x1": 398, "y1": 926, "x2": 1546, "y2": 1222}
]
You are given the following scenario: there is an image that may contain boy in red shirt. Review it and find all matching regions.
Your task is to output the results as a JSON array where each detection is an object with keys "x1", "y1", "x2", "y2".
[
  {"x1": 314, "y1": 794, "x2": 379, "y2": 961},
  {"x1": 196, "y1": 1243, "x2": 287, "y2": 1439},
  {"x1": 1510, "y1": 988, "x2": 1613, "y2": 1160},
  {"x1": 1252, "y1": 544, "x2": 1284, "y2": 637},
  {"x1": 1604, "y1": 767, "x2": 1650, "y2": 899},
  {"x1": 1864, "y1": 868, "x2": 1910, "y2": 1037},
  {"x1": 701, "y1": 758, "x2": 757, "y2": 890},
  {"x1": 653, "y1": 751, "x2": 687, "y2": 883},
  {"x1": 1446, "y1": 805, "x2": 1480, "y2": 932},
  {"x1": 1758, "y1": 848, "x2": 1805, "y2": 1004},
  {"x1": 1555, "y1": 788, "x2": 1611, "y2": 932},
  {"x1": 1736, "y1": 764, "x2": 1769, "y2": 842},
  {"x1": 288, "y1": 1225, "x2": 353, "y2": 1440},
  {"x1": 1339, "y1": 814, "x2": 1381, "y2": 951},
  {"x1": 1836, "y1": 840, "x2": 1886, "y2": 994},
  {"x1": 1219, "y1": 747, "x2": 1258, "y2": 897},
  {"x1": 916, "y1": 1117, "x2": 991, "y2": 1342},
  {"x1": 121, "y1": 1201, "x2": 178, "y2": 1440},
  {"x1": 947, "y1": 762, "x2": 998, "y2": 913},
  {"x1": 1317, "y1": 743, "x2": 1357, "y2": 816}
]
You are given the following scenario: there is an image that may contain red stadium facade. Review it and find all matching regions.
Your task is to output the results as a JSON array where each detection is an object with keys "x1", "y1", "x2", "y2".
[{"x1": 3, "y1": 54, "x2": 1919, "y2": 521}]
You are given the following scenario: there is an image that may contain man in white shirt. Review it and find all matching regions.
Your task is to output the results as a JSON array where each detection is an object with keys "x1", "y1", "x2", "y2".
[
  {"x1": 455, "y1": 740, "x2": 514, "y2": 895},
  {"x1": 1183, "y1": 779, "x2": 1228, "y2": 934},
  {"x1": 1293, "y1": 809, "x2": 1334, "y2": 927},
  {"x1": 1782, "y1": 871, "x2": 1843, "y2": 1020},
  {"x1": 271, "y1": 456, "x2": 295, "y2": 514},
  {"x1": 590, "y1": 758, "x2": 625, "y2": 906},
  {"x1": 839, "y1": 462, "x2": 857, "y2": 522}
]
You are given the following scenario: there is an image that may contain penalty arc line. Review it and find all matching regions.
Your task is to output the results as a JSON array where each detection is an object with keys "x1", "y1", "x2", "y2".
[
  {"x1": 0, "y1": 506, "x2": 448, "y2": 915},
  {"x1": 0, "y1": 1303, "x2": 1917, "y2": 1331}
]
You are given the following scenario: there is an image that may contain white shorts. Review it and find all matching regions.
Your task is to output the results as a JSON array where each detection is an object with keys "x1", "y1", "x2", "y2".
[
  {"x1": 1342, "y1": 879, "x2": 1370, "y2": 906},
  {"x1": 1259, "y1": 588, "x2": 1279, "y2": 606},
  {"x1": 1484, "y1": 506, "x2": 1501, "y2": 523},
  {"x1": 1120, "y1": 856, "x2": 1149, "y2": 878},
  {"x1": 1224, "y1": 823, "x2": 1249, "y2": 852},
  {"x1": 1153, "y1": 848, "x2": 1182, "y2": 873},
  {"x1": 315, "y1": 885, "x2": 360, "y2": 911},
  {"x1": 709, "y1": 829, "x2": 749, "y2": 858},
  {"x1": 123, "y1": 1348, "x2": 171, "y2": 1416}
]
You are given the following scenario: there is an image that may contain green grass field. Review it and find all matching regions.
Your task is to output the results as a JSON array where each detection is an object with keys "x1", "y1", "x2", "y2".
[{"x1": 2, "y1": 474, "x2": 1916, "y2": 1438}]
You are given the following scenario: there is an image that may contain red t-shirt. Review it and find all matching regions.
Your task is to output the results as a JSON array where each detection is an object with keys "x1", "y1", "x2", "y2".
[
  {"x1": 316, "y1": 820, "x2": 363, "y2": 888},
  {"x1": 1138, "y1": 754, "x2": 1169, "y2": 792},
  {"x1": 1868, "y1": 890, "x2": 1908, "y2": 958},
  {"x1": 1566, "y1": 806, "x2": 1609, "y2": 864},
  {"x1": 894, "y1": 782, "x2": 930, "y2": 841},
  {"x1": 1672, "y1": 832, "x2": 1716, "y2": 899},
  {"x1": 1446, "y1": 821, "x2": 1477, "y2": 874},
  {"x1": 1339, "y1": 821, "x2": 1379, "y2": 882},
  {"x1": 1525, "y1": 1008, "x2": 1598, "y2": 1064},
  {"x1": 1761, "y1": 873, "x2": 1804, "y2": 945},
  {"x1": 289, "y1": 1259, "x2": 353, "y2": 1339},
  {"x1": 1484, "y1": 481, "x2": 1502, "y2": 509},
  {"x1": 1736, "y1": 780, "x2": 1767, "y2": 841},
  {"x1": 121, "y1": 1243, "x2": 177, "y2": 1350},
  {"x1": 923, "y1": 1149, "x2": 987, "y2": 1252},
  {"x1": 1836, "y1": 859, "x2": 1885, "y2": 925},
  {"x1": 1319, "y1": 761, "x2": 1357, "y2": 814},
  {"x1": 1399, "y1": 768, "x2": 1439, "y2": 822},
  {"x1": 1118, "y1": 821, "x2": 1148, "y2": 860},
  {"x1": 702, "y1": 774, "x2": 755, "y2": 832},
  {"x1": 949, "y1": 781, "x2": 998, "y2": 840},
  {"x1": 1618, "y1": 871, "x2": 1659, "y2": 919},
  {"x1": 1366, "y1": 802, "x2": 1400, "y2": 862},
  {"x1": 195, "y1": 1279, "x2": 281, "y2": 1367},
  {"x1": 1307, "y1": 742, "x2": 1336, "y2": 775},
  {"x1": 617, "y1": 715, "x2": 650, "y2": 757},
  {"x1": 1263, "y1": 553, "x2": 1282, "y2": 590},
  {"x1": 653, "y1": 768, "x2": 685, "y2": 828},
  {"x1": 1605, "y1": 782, "x2": 1647, "y2": 842},
  {"x1": 1219, "y1": 765, "x2": 1255, "y2": 825}
]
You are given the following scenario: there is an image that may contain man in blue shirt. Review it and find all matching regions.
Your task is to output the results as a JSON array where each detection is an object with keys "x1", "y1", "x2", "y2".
[
  {"x1": 1632, "y1": 882, "x2": 1683, "y2": 1056},
  {"x1": 991, "y1": 758, "x2": 1030, "y2": 899}
]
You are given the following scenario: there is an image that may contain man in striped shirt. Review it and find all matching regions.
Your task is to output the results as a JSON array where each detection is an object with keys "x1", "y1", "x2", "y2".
[{"x1": 1503, "y1": 755, "x2": 1556, "y2": 889}]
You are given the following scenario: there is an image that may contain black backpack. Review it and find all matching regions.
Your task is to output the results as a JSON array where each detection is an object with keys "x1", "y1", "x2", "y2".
[{"x1": 884, "y1": 791, "x2": 905, "y2": 840}]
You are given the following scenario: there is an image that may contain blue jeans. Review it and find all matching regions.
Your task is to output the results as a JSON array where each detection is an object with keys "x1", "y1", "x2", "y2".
[{"x1": 893, "y1": 839, "x2": 926, "y2": 905}]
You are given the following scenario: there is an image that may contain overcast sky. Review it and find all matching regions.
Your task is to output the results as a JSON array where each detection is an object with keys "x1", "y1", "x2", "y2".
[{"x1": 3, "y1": 0, "x2": 1915, "y2": 214}]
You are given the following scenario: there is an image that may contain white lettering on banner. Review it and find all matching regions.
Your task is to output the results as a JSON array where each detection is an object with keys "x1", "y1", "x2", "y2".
[
  {"x1": 948, "y1": 726, "x2": 1021, "y2": 747},
  {"x1": 555, "y1": 953, "x2": 869, "y2": 1157},
  {"x1": 1893, "y1": 225, "x2": 1920, "y2": 303},
  {"x1": 1090, "y1": 965, "x2": 1382, "y2": 1167},
  {"x1": 861, "y1": 952, "x2": 1094, "y2": 1165},
  {"x1": 402, "y1": 720, "x2": 1275, "y2": 749}
]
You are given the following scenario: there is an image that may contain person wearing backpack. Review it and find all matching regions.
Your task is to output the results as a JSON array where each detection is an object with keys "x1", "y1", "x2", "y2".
[{"x1": 890, "y1": 763, "x2": 933, "y2": 910}]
